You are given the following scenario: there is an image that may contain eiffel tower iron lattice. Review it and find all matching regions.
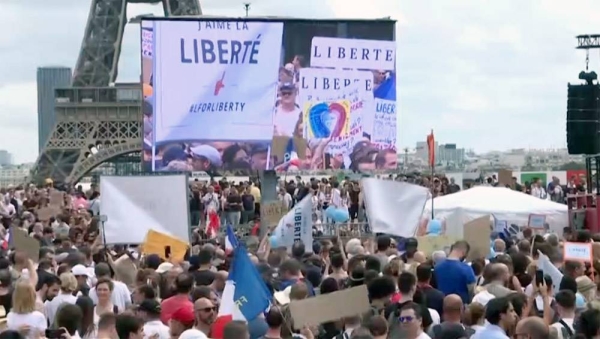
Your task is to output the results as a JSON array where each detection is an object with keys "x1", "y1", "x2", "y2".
[{"x1": 30, "y1": 0, "x2": 202, "y2": 185}]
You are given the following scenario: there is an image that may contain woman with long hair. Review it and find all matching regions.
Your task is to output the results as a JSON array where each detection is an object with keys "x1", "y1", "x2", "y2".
[
  {"x1": 76, "y1": 296, "x2": 96, "y2": 338},
  {"x1": 6, "y1": 279, "x2": 46, "y2": 338}
]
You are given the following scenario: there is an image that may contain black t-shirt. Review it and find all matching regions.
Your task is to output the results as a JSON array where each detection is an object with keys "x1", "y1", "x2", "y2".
[
  {"x1": 189, "y1": 192, "x2": 201, "y2": 212},
  {"x1": 225, "y1": 195, "x2": 242, "y2": 212},
  {"x1": 241, "y1": 194, "x2": 255, "y2": 211},
  {"x1": 192, "y1": 269, "x2": 216, "y2": 286}
]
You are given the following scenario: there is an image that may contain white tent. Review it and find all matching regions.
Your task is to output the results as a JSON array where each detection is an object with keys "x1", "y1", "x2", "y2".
[{"x1": 424, "y1": 186, "x2": 568, "y2": 236}]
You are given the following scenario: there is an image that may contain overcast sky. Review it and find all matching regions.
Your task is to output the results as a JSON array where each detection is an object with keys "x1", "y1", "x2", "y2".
[{"x1": 1, "y1": 0, "x2": 599, "y2": 163}]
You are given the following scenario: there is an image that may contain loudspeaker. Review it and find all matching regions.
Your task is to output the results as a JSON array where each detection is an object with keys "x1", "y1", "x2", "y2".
[{"x1": 566, "y1": 83, "x2": 600, "y2": 154}]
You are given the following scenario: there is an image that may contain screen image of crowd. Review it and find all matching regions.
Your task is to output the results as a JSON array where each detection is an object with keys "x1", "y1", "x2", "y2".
[{"x1": 141, "y1": 19, "x2": 397, "y2": 176}]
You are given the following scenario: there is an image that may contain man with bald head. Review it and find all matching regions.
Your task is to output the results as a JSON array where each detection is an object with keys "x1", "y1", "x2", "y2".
[
  {"x1": 413, "y1": 251, "x2": 426, "y2": 264},
  {"x1": 194, "y1": 297, "x2": 216, "y2": 336},
  {"x1": 429, "y1": 294, "x2": 475, "y2": 338},
  {"x1": 485, "y1": 263, "x2": 513, "y2": 297},
  {"x1": 472, "y1": 263, "x2": 513, "y2": 306},
  {"x1": 515, "y1": 316, "x2": 550, "y2": 339},
  {"x1": 211, "y1": 270, "x2": 228, "y2": 296}
]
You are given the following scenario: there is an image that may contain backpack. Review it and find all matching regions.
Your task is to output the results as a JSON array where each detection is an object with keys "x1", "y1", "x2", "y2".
[
  {"x1": 430, "y1": 324, "x2": 476, "y2": 339},
  {"x1": 557, "y1": 319, "x2": 574, "y2": 339}
]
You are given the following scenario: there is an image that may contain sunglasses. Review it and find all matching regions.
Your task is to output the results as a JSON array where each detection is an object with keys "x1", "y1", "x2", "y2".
[
  {"x1": 280, "y1": 91, "x2": 294, "y2": 96},
  {"x1": 196, "y1": 307, "x2": 217, "y2": 313},
  {"x1": 398, "y1": 316, "x2": 415, "y2": 323}
]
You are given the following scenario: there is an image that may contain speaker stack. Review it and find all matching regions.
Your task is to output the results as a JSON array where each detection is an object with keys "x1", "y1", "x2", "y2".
[{"x1": 567, "y1": 81, "x2": 600, "y2": 155}]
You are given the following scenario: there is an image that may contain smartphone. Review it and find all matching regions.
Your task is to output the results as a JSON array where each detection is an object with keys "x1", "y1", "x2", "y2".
[
  {"x1": 165, "y1": 246, "x2": 172, "y2": 259},
  {"x1": 535, "y1": 270, "x2": 544, "y2": 286},
  {"x1": 45, "y1": 328, "x2": 66, "y2": 339}
]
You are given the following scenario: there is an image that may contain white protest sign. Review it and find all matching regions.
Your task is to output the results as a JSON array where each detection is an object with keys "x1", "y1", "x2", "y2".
[
  {"x1": 528, "y1": 214, "x2": 546, "y2": 229},
  {"x1": 371, "y1": 98, "x2": 396, "y2": 150},
  {"x1": 362, "y1": 178, "x2": 429, "y2": 238},
  {"x1": 141, "y1": 27, "x2": 153, "y2": 58},
  {"x1": 152, "y1": 20, "x2": 283, "y2": 143},
  {"x1": 563, "y1": 242, "x2": 593, "y2": 262},
  {"x1": 298, "y1": 68, "x2": 374, "y2": 156},
  {"x1": 100, "y1": 175, "x2": 190, "y2": 244},
  {"x1": 273, "y1": 194, "x2": 314, "y2": 253},
  {"x1": 310, "y1": 37, "x2": 396, "y2": 70}
]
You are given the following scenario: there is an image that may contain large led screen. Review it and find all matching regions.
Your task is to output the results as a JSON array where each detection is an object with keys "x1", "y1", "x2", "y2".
[{"x1": 141, "y1": 18, "x2": 397, "y2": 175}]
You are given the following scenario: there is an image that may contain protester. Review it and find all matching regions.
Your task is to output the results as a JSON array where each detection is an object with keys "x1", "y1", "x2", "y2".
[{"x1": 0, "y1": 172, "x2": 597, "y2": 339}]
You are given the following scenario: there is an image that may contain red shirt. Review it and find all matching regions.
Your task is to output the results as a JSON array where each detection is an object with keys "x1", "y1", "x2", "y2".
[
  {"x1": 251, "y1": 222, "x2": 260, "y2": 236},
  {"x1": 160, "y1": 294, "x2": 193, "y2": 324}
]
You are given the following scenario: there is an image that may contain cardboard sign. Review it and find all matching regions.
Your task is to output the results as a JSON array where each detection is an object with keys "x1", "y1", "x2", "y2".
[
  {"x1": 417, "y1": 235, "x2": 457, "y2": 255},
  {"x1": 37, "y1": 206, "x2": 61, "y2": 221},
  {"x1": 289, "y1": 285, "x2": 370, "y2": 329},
  {"x1": 11, "y1": 227, "x2": 40, "y2": 262},
  {"x1": 498, "y1": 169, "x2": 513, "y2": 188},
  {"x1": 49, "y1": 190, "x2": 65, "y2": 207},
  {"x1": 564, "y1": 242, "x2": 593, "y2": 262},
  {"x1": 261, "y1": 201, "x2": 288, "y2": 228},
  {"x1": 464, "y1": 215, "x2": 491, "y2": 261},
  {"x1": 528, "y1": 214, "x2": 546, "y2": 229},
  {"x1": 141, "y1": 230, "x2": 189, "y2": 262}
]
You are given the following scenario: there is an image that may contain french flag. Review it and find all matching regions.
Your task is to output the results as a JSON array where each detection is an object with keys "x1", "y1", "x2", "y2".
[
  {"x1": 212, "y1": 230, "x2": 245, "y2": 339},
  {"x1": 1, "y1": 228, "x2": 10, "y2": 250},
  {"x1": 206, "y1": 208, "x2": 220, "y2": 239},
  {"x1": 225, "y1": 224, "x2": 237, "y2": 255}
]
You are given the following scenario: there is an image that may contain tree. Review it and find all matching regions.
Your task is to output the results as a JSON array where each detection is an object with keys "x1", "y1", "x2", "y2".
[{"x1": 556, "y1": 161, "x2": 586, "y2": 171}]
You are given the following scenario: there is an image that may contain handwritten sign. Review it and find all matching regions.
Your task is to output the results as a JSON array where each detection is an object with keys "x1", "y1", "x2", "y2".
[
  {"x1": 372, "y1": 99, "x2": 397, "y2": 150},
  {"x1": 528, "y1": 214, "x2": 546, "y2": 229},
  {"x1": 261, "y1": 201, "x2": 288, "y2": 228},
  {"x1": 141, "y1": 28, "x2": 153, "y2": 58},
  {"x1": 141, "y1": 230, "x2": 188, "y2": 262},
  {"x1": 564, "y1": 242, "x2": 593, "y2": 262}
]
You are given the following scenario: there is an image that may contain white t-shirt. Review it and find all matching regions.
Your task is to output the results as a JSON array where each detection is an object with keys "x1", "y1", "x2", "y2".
[
  {"x1": 7, "y1": 311, "x2": 47, "y2": 339},
  {"x1": 331, "y1": 188, "x2": 342, "y2": 208},
  {"x1": 428, "y1": 308, "x2": 441, "y2": 325},
  {"x1": 45, "y1": 293, "x2": 78, "y2": 326},
  {"x1": 416, "y1": 331, "x2": 432, "y2": 339},
  {"x1": 143, "y1": 320, "x2": 171, "y2": 339},
  {"x1": 472, "y1": 290, "x2": 495, "y2": 306},
  {"x1": 89, "y1": 280, "x2": 132, "y2": 312},
  {"x1": 273, "y1": 105, "x2": 301, "y2": 137}
]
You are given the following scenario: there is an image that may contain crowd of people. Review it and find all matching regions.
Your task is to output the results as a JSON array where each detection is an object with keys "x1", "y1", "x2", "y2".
[{"x1": 0, "y1": 173, "x2": 598, "y2": 338}]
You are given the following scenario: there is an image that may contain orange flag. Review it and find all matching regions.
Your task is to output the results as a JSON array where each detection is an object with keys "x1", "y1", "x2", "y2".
[{"x1": 426, "y1": 130, "x2": 435, "y2": 167}]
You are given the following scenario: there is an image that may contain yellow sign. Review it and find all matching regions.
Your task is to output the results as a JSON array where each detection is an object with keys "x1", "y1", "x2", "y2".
[{"x1": 141, "y1": 230, "x2": 189, "y2": 262}]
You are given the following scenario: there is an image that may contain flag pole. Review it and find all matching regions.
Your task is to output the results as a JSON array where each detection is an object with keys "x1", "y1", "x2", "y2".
[
  {"x1": 428, "y1": 129, "x2": 435, "y2": 220},
  {"x1": 430, "y1": 162, "x2": 434, "y2": 219}
]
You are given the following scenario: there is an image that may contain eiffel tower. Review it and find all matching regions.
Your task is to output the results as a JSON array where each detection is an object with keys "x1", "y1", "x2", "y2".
[{"x1": 29, "y1": 0, "x2": 202, "y2": 186}]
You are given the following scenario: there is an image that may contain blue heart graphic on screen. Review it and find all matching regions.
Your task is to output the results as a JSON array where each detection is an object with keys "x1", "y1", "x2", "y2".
[{"x1": 308, "y1": 102, "x2": 347, "y2": 138}]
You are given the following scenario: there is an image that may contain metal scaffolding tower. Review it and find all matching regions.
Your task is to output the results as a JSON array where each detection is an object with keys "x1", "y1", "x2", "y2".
[{"x1": 30, "y1": 0, "x2": 201, "y2": 186}]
